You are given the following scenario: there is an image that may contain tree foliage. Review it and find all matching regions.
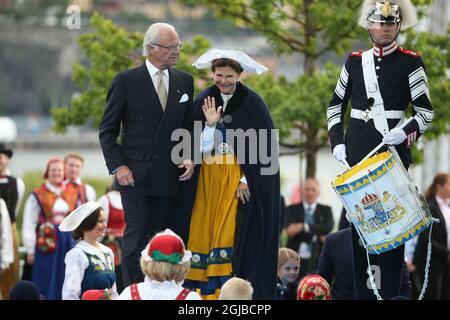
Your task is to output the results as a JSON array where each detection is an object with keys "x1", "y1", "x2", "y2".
[
  {"x1": 51, "y1": 2, "x2": 449, "y2": 178},
  {"x1": 178, "y1": 0, "x2": 448, "y2": 177}
]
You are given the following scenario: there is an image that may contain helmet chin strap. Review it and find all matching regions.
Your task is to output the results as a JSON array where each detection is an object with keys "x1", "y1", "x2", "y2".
[{"x1": 368, "y1": 22, "x2": 401, "y2": 47}]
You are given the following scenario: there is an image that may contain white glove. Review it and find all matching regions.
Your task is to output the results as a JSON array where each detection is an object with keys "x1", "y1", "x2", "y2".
[
  {"x1": 382, "y1": 128, "x2": 407, "y2": 145},
  {"x1": 332, "y1": 144, "x2": 347, "y2": 163}
]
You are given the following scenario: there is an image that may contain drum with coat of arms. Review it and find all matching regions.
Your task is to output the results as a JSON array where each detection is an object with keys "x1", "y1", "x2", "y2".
[{"x1": 332, "y1": 148, "x2": 431, "y2": 254}]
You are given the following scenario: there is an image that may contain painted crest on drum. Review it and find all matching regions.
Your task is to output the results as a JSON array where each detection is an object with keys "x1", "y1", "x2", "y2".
[{"x1": 333, "y1": 150, "x2": 431, "y2": 254}]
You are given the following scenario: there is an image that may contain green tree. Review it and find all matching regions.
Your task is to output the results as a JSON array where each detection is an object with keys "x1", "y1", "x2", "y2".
[
  {"x1": 178, "y1": 0, "x2": 447, "y2": 177},
  {"x1": 51, "y1": 12, "x2": 211, "y2": 133}
]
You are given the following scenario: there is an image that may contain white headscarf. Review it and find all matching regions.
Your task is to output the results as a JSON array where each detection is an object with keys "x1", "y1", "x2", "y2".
[{"x1": 192, "y1": 49, "x2": 268, "y2": 75}]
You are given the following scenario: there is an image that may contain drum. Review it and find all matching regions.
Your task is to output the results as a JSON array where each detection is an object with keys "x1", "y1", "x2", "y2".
[{"x1": 332, "y1": 147, "x2": 431, "y2": 254}]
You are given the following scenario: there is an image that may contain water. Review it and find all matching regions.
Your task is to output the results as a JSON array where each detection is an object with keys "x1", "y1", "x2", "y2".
[{"x1": 8, "y1": 148, "x2": 109, "y2": 178}]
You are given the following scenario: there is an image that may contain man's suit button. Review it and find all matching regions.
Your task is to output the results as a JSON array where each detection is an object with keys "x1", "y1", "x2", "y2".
[{"x1": 152, "y1": 154, "x2": 158, "y2": 159}]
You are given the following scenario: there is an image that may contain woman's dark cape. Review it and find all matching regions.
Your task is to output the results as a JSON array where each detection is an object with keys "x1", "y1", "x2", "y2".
[{"x1": 173, "y1": 82, "x2": 281, "y2": 300}]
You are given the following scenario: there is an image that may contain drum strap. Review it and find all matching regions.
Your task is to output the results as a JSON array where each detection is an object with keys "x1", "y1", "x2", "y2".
[
  {"x1": 365, "y1": 218, "x2": 436, "y2": 300},
  {"x1": 361, "y1": 49, "x2": 389, "y2": 136}
]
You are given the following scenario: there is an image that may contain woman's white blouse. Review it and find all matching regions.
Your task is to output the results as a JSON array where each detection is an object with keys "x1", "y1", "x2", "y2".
[{"x1": 22, "y1": 182, "x2": 70, "y2": 255}]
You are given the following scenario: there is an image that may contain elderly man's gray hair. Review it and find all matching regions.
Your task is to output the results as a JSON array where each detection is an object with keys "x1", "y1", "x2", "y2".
[{"x1": 142, "y1": 23, "x2": 177, "y2": 56}]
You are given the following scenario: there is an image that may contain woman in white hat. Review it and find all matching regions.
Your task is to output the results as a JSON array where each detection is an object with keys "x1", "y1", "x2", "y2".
[
  {"x1": 177, "y1": 49, "x2": 280, "y2": 299},
  {"x1": 119, "y1": 229, "x2": 201, "y2": 300},
  {"x1": 60, "y1": 201, "x2": 118, "y2": 300}
]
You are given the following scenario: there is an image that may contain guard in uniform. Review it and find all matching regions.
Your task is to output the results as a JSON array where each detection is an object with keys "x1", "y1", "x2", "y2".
[{"x1": 327, "y1": 0, "x2": 433, "y2": 299}]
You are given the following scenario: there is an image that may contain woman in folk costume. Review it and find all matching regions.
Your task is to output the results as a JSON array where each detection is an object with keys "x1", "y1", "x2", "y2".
[
  {"x1": 177, "y1": 49, "x2": 280, "y2": 299},
  {"x1": 98, "y1": 182, "x2": 125, "y2": 292},
  {"x1": 22, "y1": 157, "x2": 79, "y2": 300},
  {"x1": 0, "y1": 197, "x2": 14, "y2": 299},
  {"x1": 60, "y1": 201, "x2": 118, "y2": 300},
  {"x1": 119, "y1": 229, "x2": 201, "y2": 300}
]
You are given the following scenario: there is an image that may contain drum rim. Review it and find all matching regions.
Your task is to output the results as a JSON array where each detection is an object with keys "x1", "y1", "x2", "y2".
[
  {"x1": 365, "y1": 216, "x2": 431, "y2": 254},
  {"x1": 334, "y1": 151, "x2": 392, "y2": 186}
]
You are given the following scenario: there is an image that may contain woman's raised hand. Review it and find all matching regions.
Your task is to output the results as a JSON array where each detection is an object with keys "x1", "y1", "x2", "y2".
[{"x1": 202, "y1": 96, "x2": 222, "y2": 127}]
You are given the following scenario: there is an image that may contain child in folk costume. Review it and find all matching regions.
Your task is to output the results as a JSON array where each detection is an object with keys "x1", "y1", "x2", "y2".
[
  {"x1": 8, "y1": 280, "x2": 43, "y2": 300},
  {"x1": 22, "y1": 157, "x2": 79, "y2": 300},
  {"x1": 81, "y1": 289, "x2": 113, "y2": 300},
  {"x1": 297, "y1": 275, "x2": 332, "y2": 300},
  {"x1": 60, "y1": 201, "x2": 117, "y2": 300},
  {"x1": 98, "y1": 182, "x2": 125, "y2": 292},
  {"x1": 119, "y1": 229, "x2": 201, "y2": 300},
  {"x1": 218, "y1": 277, "x2": 253, "y2": 300}
]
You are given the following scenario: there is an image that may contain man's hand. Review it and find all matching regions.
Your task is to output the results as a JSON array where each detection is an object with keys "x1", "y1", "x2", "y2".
[
  {"x1": 116, "y1": 165, "x2": 135, "y2": 187},
  {"x1": 286, "y1": 223, "x2": 304, "y2": 237},
  {"x1": 179, "y1": 159, "x2": 194, "y2": 181},
  {"x1": 26, "y1": 253, "x2": 35, "y2": 265},
  {"x1": 236, "y1": 182, "x2": 251, "y2": 204},
  {"x1": 332, "y1": 144, "x2": 347, "y2": 164},
  {"x1": 319, "y1": 235, "x2": 326, "y2": 244},
  {"x1": 406, "y1": 260, "x2": 416, "y2": 273},
  {"x1": 382, "y1": 128, "x2": 407, "y2": 145},
  {"x1": 202, "y1": 96, "x2": 222, "y2": 127}
]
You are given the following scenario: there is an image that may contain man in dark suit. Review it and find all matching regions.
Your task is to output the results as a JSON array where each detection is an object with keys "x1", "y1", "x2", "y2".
[
  {"x1": 318, "y1": 228, "x2": 412, "y2": 300},
  {"x1": 286, "y1": 178, "x2": 334, "y2": 279},
  {"x1": 99, "y1": 23, "x2": 195, "y2": 287}
]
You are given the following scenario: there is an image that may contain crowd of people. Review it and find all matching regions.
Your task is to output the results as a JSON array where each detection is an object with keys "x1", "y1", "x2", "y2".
[
  {"x1": 0, "y1": 150, "x2": 126, "y2": 299},
  {"x1": 0, "y1": 143, "x2": 448, "y2": 300},
  {"x1": 0, "y1": 0, "x2": 447, "y2": 301}
]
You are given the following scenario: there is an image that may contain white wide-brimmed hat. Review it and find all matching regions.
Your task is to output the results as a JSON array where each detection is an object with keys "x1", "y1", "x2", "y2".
[
  {"x1": 192, "y1": 49, "x2": 268, "y2": 75},
  {"x1": 59, "y1": 201, "x2": 102, "y2": 232}
]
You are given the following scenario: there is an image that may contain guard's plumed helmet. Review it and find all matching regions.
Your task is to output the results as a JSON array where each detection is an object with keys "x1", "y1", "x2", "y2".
[{"x1": 358, "y1": 0, "x2": 417, "y2": 30}]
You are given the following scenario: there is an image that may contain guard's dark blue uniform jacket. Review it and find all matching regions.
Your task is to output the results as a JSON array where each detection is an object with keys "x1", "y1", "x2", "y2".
[
  {"x1": 327, "y1": 42, "x2": 433, "y2": 300},
  {"x1": 327, "y1": 42, "x2": 433, "y2": 168}
]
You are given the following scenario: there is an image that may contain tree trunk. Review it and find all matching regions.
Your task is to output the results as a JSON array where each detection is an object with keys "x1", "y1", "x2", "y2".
[
  {"x1": 304, "y1": 54, "x2": 316, "y2": 75},
  {"x1": 305, "y1": 147, "x2": 317, "y2": 178},
  {"x1": 303, "y1": 0, "x2": 317, "y2": 76},
  {"x1": 304, "y1": 128, "x2": 319, "y2": 178}
]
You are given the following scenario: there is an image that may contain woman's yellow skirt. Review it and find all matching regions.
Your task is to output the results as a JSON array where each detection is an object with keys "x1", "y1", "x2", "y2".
[{"x1": 186, "y1": 154, "x2": 242, "y2": 299}]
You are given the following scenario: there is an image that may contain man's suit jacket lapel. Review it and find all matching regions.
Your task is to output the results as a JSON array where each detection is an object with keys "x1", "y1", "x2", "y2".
[
  {"x1": 166, "y1": 67, "x2": 182, "y2": 111},
  {"x1": 313, "y1": 205, "x2": 321, "y2": 224},
  {"x1": 135, "y1": 64, "x2": 184, "y2": 136},
  {"x1": 156, "y1": 68, "x2": 182, "y2": 132},
  {"x1": 298, "y1": 203, "x2": 305, "y2": 223},
  {"x1": 136, "y1": 63, "x2": 163, "y2": 112}
]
